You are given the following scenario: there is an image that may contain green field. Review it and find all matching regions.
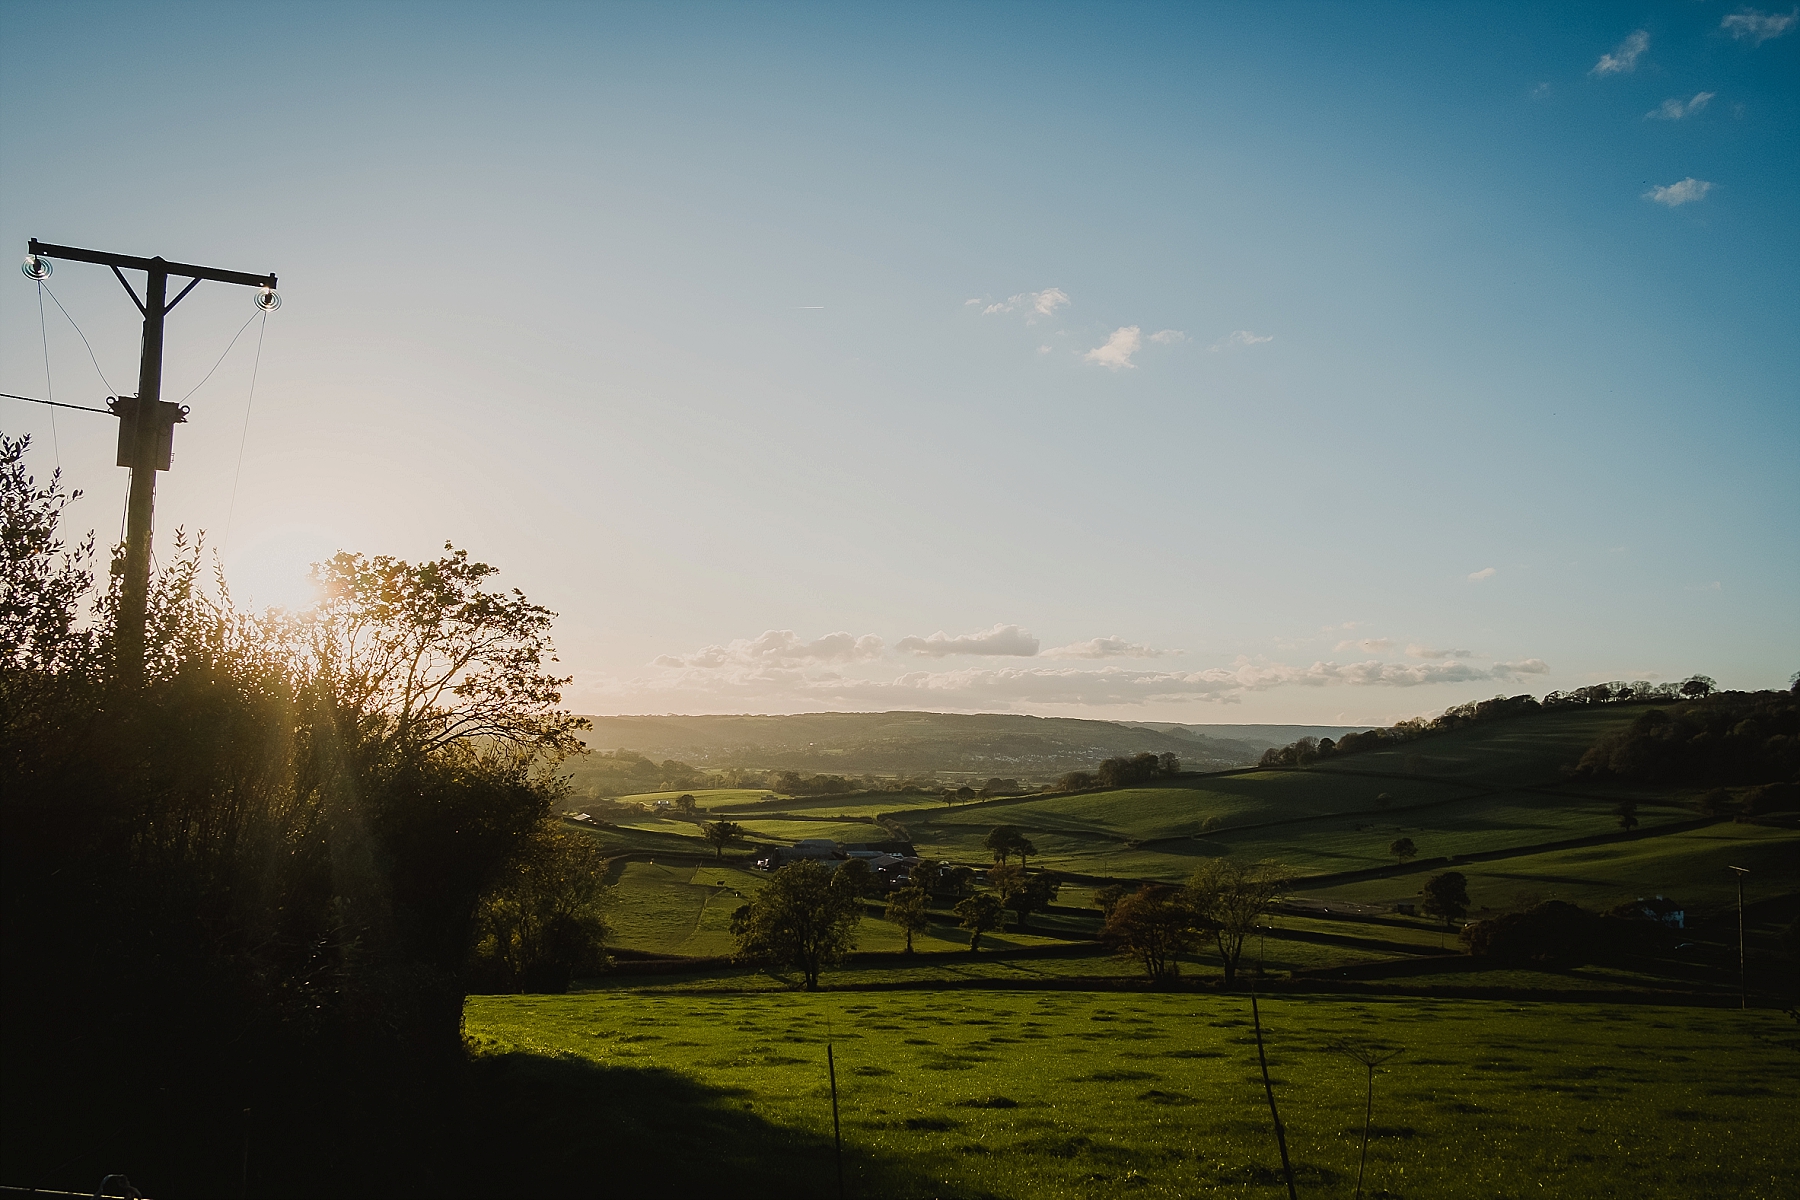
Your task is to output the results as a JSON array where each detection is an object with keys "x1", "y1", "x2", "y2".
[
  {"x1": 465, "y1": 988, "x2": 1799, "y2": 1198},
  {"x1": 1301, "y1": 820, "x2": 1800, "y2": 913}
]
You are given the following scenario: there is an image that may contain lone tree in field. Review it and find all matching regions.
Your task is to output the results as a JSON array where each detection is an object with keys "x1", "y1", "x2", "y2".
[
  {"x1": 984, "y1": 825, "x2": 1035, "y2": 867},
  {"x1": 1389, "y1": 837, "x2": 1417, "y2": 866},
  {"x1": 1613, "y1": 800, "x2": 1639, "y2": 832},
  {"x1": 702, "y1": 820, "x2": 744, "y2": 860},
  {"x1": 1185, "y1": 859, "x2": 1288, "y2": 986},
  {"x1": 954, "y1": 892, "x2": 1005, "y2": 951},
  {"x1": 1420, "y1": 871, "x2": 1470, "y2": 930},
  {"x1": 1102, "y1": 884, "x2": 1198, "y2": 983},
  {"x1": 885, "y1": 886, "x2": 931, "y2": 953},
  {"x1": 730, "y1": 859, "x2": 863, "y2": 990},
  {"x1": 989, "y1": 863, "x2": 1059, "y2": 931},
  {"x1": 673, "y1": 793, "x2": 699, "y2": 816}
]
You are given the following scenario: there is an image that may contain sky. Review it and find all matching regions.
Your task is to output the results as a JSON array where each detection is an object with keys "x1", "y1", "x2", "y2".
[{"x1": 1, "y1": 2, "x2": 1796, "y2": 726}]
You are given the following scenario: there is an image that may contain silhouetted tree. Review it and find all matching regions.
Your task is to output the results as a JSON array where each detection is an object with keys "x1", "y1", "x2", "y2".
[
  {"x1": 1613, "y1": 800, "x2": 1639, "y2": 832},
  {"x1": 1389, "y1": 837, "x2": 1417, "y2": 865},
  {"x1": 989, "y1": 863, "x2": 1059, "y2": 931},
  {"x1": 1420, "y1": 871, "x2": 1470, "y2": 929}
]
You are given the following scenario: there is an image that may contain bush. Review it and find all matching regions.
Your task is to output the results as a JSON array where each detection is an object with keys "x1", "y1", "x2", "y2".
[{"x1": 1461, "y1": 901, "x2": 1599, "y2": 967}]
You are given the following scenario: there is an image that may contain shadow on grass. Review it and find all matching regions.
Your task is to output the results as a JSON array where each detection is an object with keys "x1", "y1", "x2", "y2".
[{"x1": 457, "y1": 1051, "x2": 973, "y2": 1199}]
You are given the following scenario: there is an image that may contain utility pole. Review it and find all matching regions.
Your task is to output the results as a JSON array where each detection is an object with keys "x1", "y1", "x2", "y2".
[
  {"x1": 24, "y1": 240, "x2": 277, "y2": 686},
  {"x1": 1728, "y1": 865, "x2": 1749, "y2": 1010}
]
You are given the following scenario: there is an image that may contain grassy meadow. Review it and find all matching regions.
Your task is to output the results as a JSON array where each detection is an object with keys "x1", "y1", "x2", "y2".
[
  {"x1": 465, "y1": 988, "x2": 1800, "y2": 1199},
  {"x1": 465, "y1": 703, "x2": 1800, "y2": 1197}
]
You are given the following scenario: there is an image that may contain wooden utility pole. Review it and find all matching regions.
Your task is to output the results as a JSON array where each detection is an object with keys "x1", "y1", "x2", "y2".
[{"x1": 25, "y1": 240, "x2": 276, "y2": 685}]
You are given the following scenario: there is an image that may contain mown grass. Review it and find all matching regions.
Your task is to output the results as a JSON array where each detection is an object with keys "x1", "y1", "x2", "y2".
[{"x1": 465, "y1": 989, "x2": 1800, "y2": 1199}]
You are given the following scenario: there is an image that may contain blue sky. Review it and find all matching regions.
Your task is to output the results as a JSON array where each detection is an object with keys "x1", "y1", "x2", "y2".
[{"x1": 2, "y1": 2, "x2": 1795, "y2": 723}]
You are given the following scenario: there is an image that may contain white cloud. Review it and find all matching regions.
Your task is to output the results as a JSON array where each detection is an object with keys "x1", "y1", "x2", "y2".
[
  {"x1": 1468, "y1": 567, "x2": 1497, "y2": 581},
  {"x1": 1335, "y1": 637, "x2": 1393, "y2": 652},
  {"x1": 1210, "y1": 330, "x2": 1273, "y2": 351},
  {"x1": 1407, "y1": 645, "x2": 1473, "y2": 659},
  {"x1": 1041, "y1": 636, "x2": 1179, "y2": 660},
  {"x1": 1592, "y1": 29, "x2": 1649, "y2": 75},
  {"x1": 1084, "y1": 326, "x2": 1143, "y2": 370},
  {"x1": 1647, "y1": 92, "x2": 1715, "y2": 120},
  {"x1": 1148, "y1": 329, "x2": 1188, "y2": 345},
  {"x1": 1722, "y1": 8, "x2": 1798, "y2": 43},
  {"x1": 1645, "y1": 178, "x2": 1713, "y2": 206},
  {"x1": 653, "y1": 629, "x2": 884, "y2": 669},
  {"x1": 895, "y1": 622, "x2": 1041, "y2": 658},
  {"x1": 1490, "y1": 658, "x2": 1551, "y2": 679},
  {"x1": 983, "y1": 288, "x2": 1070, "y2": 318},
  {"x1": 1530, "y1": 82, "x2": 1552, "y2": 99},
  {"x1": 1038, "y1": 344, "x2": 1052, "y2": 355}
]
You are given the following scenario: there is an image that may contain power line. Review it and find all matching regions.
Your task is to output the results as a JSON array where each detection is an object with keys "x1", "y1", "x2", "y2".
[
  {"x1": 177, "y1": 309, "x2": 259, "y2": 405},
  {"x1": 0, "y1": 391, "x2": 114, "y2": 415},
  {"x1": 35, "y1": 282, "x2": 60, "y2": 469}
]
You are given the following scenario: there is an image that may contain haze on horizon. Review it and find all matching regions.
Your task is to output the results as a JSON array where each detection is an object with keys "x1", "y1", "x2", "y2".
[{"x1": 2, "y1": 2, "x2": 1795, "y2": 727}]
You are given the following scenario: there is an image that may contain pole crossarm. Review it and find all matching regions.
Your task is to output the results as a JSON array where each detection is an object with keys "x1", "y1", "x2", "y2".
[{"x1": 30, "y1": 239, "x2": 277, "y2": 292}]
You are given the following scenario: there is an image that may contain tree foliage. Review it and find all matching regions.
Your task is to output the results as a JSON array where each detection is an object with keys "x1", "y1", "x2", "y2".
[
  {"x1": 884, "y1": 886, "x2": 931, "y2": 953},
  {"x1": 1185, "y1": 860, "x2": 1287, "y2": 985},
  {"x1": 1420, "y1": 871, "x2": 1471, "y2": 928},
  {"x1": 469, "y1": 820, "x2": 610, "y2": 992},
  {"x1": 983, "y1": 824, "x2": 1036, "y2": 865},
  {"x1": 703, "y1": 819, "x2": 745, "y2": 859},
  {"x1": 953, "y1": 892, "x2": 1005, "y2": 951},
  {"x1": 729, "y1": 859, "x2": 863, "y2": 989},
  {"x1": 1389, "y1": 837, "x2": 1417, "y2": 864},
  {"x1": 1101, "y1": 884, "x2": 1199, "y2": 983},
  {"x1": 1575, "y1": 692, "x2": 1799, "y2": 787},
  {"x1": 989, "y1": 862, "x2": 1059, "y2": 930}
]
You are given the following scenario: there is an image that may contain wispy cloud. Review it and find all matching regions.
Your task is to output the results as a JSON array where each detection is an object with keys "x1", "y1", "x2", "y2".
[
  {"x1": 601, "y1": 649, "x2": 1555, "y2": 713},
  {"x1": 1210, "y1": 330, "x2": 1273, "y2": 351},
  {"x1": 1468, "y1": 567, "x2": 1497, "y2": 581},
  {"x1": 896, "y1": 622, "x2": 1041, "y2": 658},
  {"x1": 1592, "y1": 29, "x2": 1649, "y2": 75},
  {"x1": 1407, "y1": 645, "x2": 1473, "y2": 659},
  {"x1": 653, "y1": 629, "x2": 884, "y2": 669},
  {"x1": 1335, "y1": 637, "x2": 1393, "y2": 653},
  {"x1": 1084, "y1": 326, "x2": 1142, "y2": 370},
  {"x1": 1644, "y1": 178, "x2": 1713, "y2": 207},
  {"x1": 1041, "y1": 636, "x2": 1179, "y2": 660},
  {"x1": 1148, "y1": 329, "x2": 1188, "y2": 345},
  {"x1": 1647, "y1": 92, "x2": 1716, "y2": 120},
  {"x1": 982, "y1": 288, "x2": 1071, "y2": 318},
  {"x1": 1722, "y1": 7, "x2": 1798, "y2": 43}
]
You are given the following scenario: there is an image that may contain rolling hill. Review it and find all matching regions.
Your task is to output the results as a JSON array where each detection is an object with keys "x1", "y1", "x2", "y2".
[{"x1": 574, "y1": 711, "x2": 1363, "y2": 779}]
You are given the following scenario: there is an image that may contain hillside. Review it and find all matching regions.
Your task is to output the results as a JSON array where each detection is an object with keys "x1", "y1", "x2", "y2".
[{"x1": 574, "y1": 711, "x2": 1363, "y2": 779}]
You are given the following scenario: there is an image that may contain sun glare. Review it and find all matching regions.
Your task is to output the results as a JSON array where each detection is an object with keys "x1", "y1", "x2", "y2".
[{"x1": 225, "y1": 524, "x2": 344, "y2": 613}]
